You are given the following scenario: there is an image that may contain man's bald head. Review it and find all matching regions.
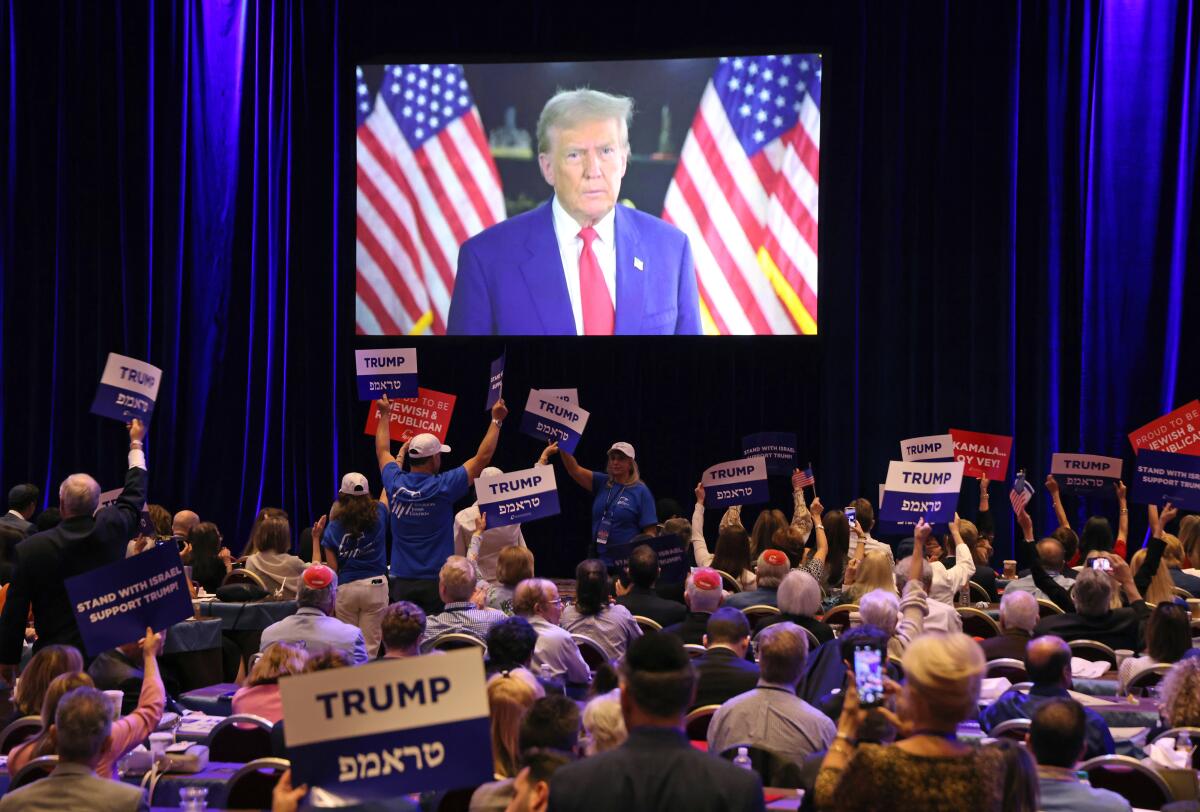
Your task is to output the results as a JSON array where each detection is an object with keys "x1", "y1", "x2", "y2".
[
  {"x1": 1036, "y1": 538, "x2": 1065, "y2": 571},
  {"x1": 172, "y1": 510, "x2": 200, "y2": 536},
  {"x1": 1025, "y1": 635, "x2": 1071, "y2": 687},
  {"x1": 59, "y1": 474, "x2": 101, "y2": 519}
]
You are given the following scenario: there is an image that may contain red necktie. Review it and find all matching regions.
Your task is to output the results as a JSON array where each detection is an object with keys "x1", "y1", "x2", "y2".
[{"x1": 578, "y1": 227, "x2": 614, "y2": 335}]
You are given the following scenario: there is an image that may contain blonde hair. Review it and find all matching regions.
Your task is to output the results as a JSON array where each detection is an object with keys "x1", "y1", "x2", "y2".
[
  {"x1": 28, "y1": 671, "x2": 95, "y2": 759},
  {"x1": 1130, "y1": 547, "x2": 1176, "y2": 605},
  {"x1": 487, "y1": 671, "x2": 539, "y2": 777},
  {"x1": 15, "y1": 645, "x2": 84, "y2": 717},
  {"x1": 846, "y1": 551, "x2": 898, "y2": 602},
  {"x1": 1161, "y1": 657, "x2": 1200, "y2": 728},
  {"x1": 249, "y1": 642, "x2": 308, "y2": 686},
  {"x1": 901, "y1": 632, "x2": 985, "y2": 727},
  {"x1": 582, "y1": 689, "x2": 627, "y2": 755},
  {"x1": 1162, "y1": 533, "x2": 1185, "y2": 568},
  {"x1": 1179, "y1": 515, "x2": 1200, "y2": 566}
]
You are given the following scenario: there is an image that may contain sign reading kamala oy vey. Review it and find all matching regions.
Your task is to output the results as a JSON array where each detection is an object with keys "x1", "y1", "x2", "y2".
[
  {"x1": 702, "y1": 457, "x2": 769, "y2": 508},
  {"x1": 355, "y1": 349, "x2": 418, "y2": 400},
  {"x1": 741, "y1": 432, "x2": 798, "y2": 476},
  {"x1": 1131, "y1": 450, "x2": 1200, "y2": 512},
  {"x1": 879, "y1": 459, "x2": 965, "y2": 528},
  {"x1": 1051, "y1": 453, "x2": 1123, "y2": 496},
  {"x1": 900, "y1": 434, "x2": 955, "y2": 462},
  {"x1": 475, "y1": 466, "x2": 560, "y2": 527},
  {"x1": 66, "y1": 543, "x2": 192, "y2": 657},
  {"x1": 90, "y1": 353, "x2": 162, "y2": 424},
  {"x1": 519, "y1": 390, "x2": 590, "y2": 454},
  {"x1": 949, "y1": 429, "x2": 1013, "y2": 479},
  {"x1": 281, "y1": 649, "x2": 493, "y2": 798}
]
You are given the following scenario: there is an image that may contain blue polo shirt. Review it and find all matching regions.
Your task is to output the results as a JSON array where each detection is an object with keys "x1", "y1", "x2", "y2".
[
  {"x1": 321, "y1": 502, "x2": 389, "y2": 584},
  {"x1": 382, "y1": 462, "x2": 470, "y2": 580},
  {"x1": 591, "y1": 472, "x2": 656, "y2": 558}
]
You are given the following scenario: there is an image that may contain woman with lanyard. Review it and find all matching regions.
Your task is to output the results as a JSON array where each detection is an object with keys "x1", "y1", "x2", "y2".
[{"x1": 545, "y1": 441, "x2": 657, "y2": 563}]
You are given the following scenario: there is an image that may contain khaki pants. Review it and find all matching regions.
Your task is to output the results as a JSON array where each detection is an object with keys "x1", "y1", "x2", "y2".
[{"x1": 335, "y1": 576, "x2": 389, "y2": 657}]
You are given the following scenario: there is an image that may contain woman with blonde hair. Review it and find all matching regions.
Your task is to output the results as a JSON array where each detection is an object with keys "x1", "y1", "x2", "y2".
[
  {"x1": 1162, "y1": 533, "x2": 1200, "y2": 596},
  {"x1": 816, "y1": 632, "x2": 1010, "y2": 811},
  {"x1": 1158, "y1": 656, "x2": 1200, "y2": 731},
  {"x1": 840, "y1": 550, "x2": 897, "y2": 604},
  {"x1": 232, "y1": 641, "x2": 308, "y2": 723},
  {"x1": 1178, "y1": 514, "x2": 1200, "y2": 567},
  {"x1": 581, "y1": 689, "x2": 627, "y2": 755},
  {"x1": 486, "y1": 669, "x2": 542, "y2": 778}
]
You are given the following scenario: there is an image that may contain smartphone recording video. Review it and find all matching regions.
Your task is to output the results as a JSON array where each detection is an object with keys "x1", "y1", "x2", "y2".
[
  {"x1": 853, "y1": 642, "x2": 885, "y2": 708},
  {"x1": 1090, "y1": 557, "x2": 1112, "y2": 572}
]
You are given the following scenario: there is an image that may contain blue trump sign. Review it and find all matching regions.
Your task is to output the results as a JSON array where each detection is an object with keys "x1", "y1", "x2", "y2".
[
  {"x1": 879, "y1": 460, "x2": 964, "y2": 529},
  {"x1": 1131, "y1": 449, "x2": 1200, "y2": 511},
  {"x1": 1051, "y1": 453, "x2": 1123, "y2": 496},
  {"x1": 702, "y1": 457, "x2": 769, "y2": 508},
  {"x1": 89, "y1": 353, "x2": 162, "y2": 425},
  {"x1": 519, "y1": 390, "x2": 590, "y2": 454},
  {"x1": 355, "y1": 348, "x2": 418, "y2": 400},
  {"x1": 741, "y1": 432, "x2": 797, "y2": 476},
  {"x1": 603, "y1": 533, "x2": 688, "y2": 582},
  {"x1": 475, "y1": 466, "x2": 560, "y2": 527},
  {"x1": 65, "y1": 543, "x2": 192, "y2": 657}
]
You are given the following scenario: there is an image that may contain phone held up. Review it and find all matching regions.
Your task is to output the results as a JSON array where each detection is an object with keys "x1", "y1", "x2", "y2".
[{"x1": 853, "y1": 641, "x2": 885, "y2": 709}]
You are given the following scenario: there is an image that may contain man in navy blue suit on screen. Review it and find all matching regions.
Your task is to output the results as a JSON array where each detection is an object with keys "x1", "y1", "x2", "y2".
[{"x1": 447, "y1": 88, "x2": 702, "y2": 336}]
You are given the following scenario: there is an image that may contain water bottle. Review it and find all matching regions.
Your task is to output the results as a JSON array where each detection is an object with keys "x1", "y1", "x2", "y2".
[
  {"x1": 1177, "y1": 730, "x2": 1192, "y2": 757},
  {"x1": 959, "y1": 582, "x2": 970, "y2": 607},
  {"x1": 540, "y1": 663, "x2": 553, "y2": 681},
  {"x1": 733, "y1": 746, "x2": 752, "y2": 771}
]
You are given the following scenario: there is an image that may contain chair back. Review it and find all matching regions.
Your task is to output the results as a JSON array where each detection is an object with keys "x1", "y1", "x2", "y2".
[
  {"x1": 1036, "y1": 598, "x2": 1065, "y2": 618},
  {"x1": 718, "y1": 744, "x2": 805, "y2": 789},
  {"x1": 222, "y1": 568, "x2": 268, "y2": 590},
  {"x1": 632, "y1": 615, "x2": 662, "y2": 634},
  {"x1": 1150, "y1": 727, "x2": 1200, "y2": 769},
  {"x1": 684, "y1": 705, "x2": 721, "y2": 741},
  {"x1": 683, "y1": 643, "x2": 707, "y2": 659},
  {"x1": 742, "y1": 604, "x2": 780, "y2": 626},
  {"x1": 968, "y1": 581, "x2": 991, "y2": 603},
  {"x1": 1125, "y1": 663, "x2": 1174, "y2": 696},
  {"x1": 799, "y1": 625, "x2": 821, "y2": 653},
  {"x1": 1078, "y1": 754, "x2": 1175, "y2": 810},
  {"x1": 225, "y1": 757, "x2": 290, "y2": 809},
  {"x1": 887, "y1": 655, "x2": 905, "y2": 680},
  {"x1": 713, "y1": 569, "x2": 741, "y2": 593},
  {"x1": 570, "y1": 634, "x2": 609, "y2": 670},
  {"x1": 1172, "y1": 586, "x2": 1193, "y2": 600},
  {"x1": 429, "y1": 633, "x2": 488, "y2": 655},
  {"x1": 206, "y1": 713, "x2": 276, "y2": 762},
  {"x1": 985, "y1": 658, "x2": 1028, "y2": 682},
  {"x1": 1068, "y1": 639, "x2": 1118, "y2": 668},
  {"x1": 989, "y1": 718, "x2": 1032, "y2": 741},
  {"x1": 437, "y1": 785, "x2": 482, "y2": 812},
  {"x1": 821, "y1": 603, "x2": 858, "y2": 630},
  {"x1": 10, "y1": 755, "x2": 57, "y2": 790},
  {"x1": 957, "y1": 607, "x2": 1001, "y2": 639},
  {"x1": 0, "y1": 715, "x2": 42, "y2": 754}
]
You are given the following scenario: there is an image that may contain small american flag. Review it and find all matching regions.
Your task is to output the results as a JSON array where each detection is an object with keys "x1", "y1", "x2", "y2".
[
  {"x1": 1010, "y1": 471, "x2": 1035, "y2": 513},
  {"x1": 793, "y1": 466, "x2": 816, "y2": 489},
  {"x1": 355, "y1": 64, "x2": 505, "y2": 335},
  {"x1": 663, "y1": 54, "x2": 820, "y2": 335}
]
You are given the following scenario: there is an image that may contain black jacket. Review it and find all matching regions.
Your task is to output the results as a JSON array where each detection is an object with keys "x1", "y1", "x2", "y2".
[
  {"x1": 615, "y1": 585, "x2": 687, "y2": 628},
  {"x1": 662, "y1": 611, "x2": 712, "y2": 645},
  {"x1": 692, "y1": 646, "x2": 760, "y2": 709}
]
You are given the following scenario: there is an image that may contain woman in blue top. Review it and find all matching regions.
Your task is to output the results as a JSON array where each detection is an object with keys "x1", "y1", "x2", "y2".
[
  {"x1": 548, "y1": 441, "x2": 657, "y2": 564},
  {"x1": 312, "y1": 472, "x2": 390, "y2": 657}
]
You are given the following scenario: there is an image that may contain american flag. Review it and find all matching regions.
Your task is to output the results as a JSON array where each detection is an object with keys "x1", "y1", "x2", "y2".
[
  {"x1": 1010, "y1": 471, "x2": 1035, "y2": 513},
  {"x1": 664, "y1": 54, "x2": 820, "y2": 335},
  {"x1": 355, "y1": 64, "x2": 506, "y2": 335},
  {"x1": 793, "y1": 466, "x2": 816, "y2": 489}
]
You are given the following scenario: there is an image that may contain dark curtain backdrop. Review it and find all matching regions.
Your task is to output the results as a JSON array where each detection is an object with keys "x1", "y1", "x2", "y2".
[{"x1": 1, "y1": 1, "x2": 1196, "y2": 575}]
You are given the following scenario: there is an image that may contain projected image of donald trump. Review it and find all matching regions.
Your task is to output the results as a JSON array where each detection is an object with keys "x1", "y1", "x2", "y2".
[{"x1": 446, "y1": 88, "x2": 701, "y2": 336}]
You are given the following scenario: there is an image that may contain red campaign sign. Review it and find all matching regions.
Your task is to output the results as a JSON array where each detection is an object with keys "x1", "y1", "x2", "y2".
[
  {"x1": 1128, "y1": 400, "x2": 1200, "y2": 457},
  {"x1": 364, "y1": 388, "x2": 456, "y2": 443},
  {"x1": 949, "y1": 428, "x2": 1013, "y2": 480}
]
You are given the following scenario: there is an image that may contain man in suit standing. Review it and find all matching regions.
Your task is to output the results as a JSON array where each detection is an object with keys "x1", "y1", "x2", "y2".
[
  {"x1": 0, "y1": 420, "x2": 148, "y2": 677},
  {"x1": 548, "y1": 632, "x2": 763, "y2": 811},
  {"x1": 447, "y1": 88, "x2": 701, "y2": 336},
  {"x1": 691, "y1": 607, "x2": 759, "y2": 709},
  {"x1": 615, "y1": 544, "x2": 686, "y2": 628},
  {"x1": 0, "y1": 484, "x2": 38, "y2": 537},
  {"x1": 0, "y1": 685, "x2": 148, "y2": 811}
]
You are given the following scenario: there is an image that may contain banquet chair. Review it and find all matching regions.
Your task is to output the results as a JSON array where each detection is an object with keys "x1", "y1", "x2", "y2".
[
  {"x1": 683, "y1": 643, "x2": 707, "y2": 659},
  {"x1": 985, "y1": 658, "x2": 1028, "y2": 683},
  {"x1": 1068, "y1": 639, "x2": 1118, "y2": 668},
  {"x1": 822, "y1": 604, "x2": 858, "y2": 631},
  {"x1": 1036, "y1": 599, "x2": 1064, "y2": 618},
  {"x1": 10, "y1": 755, "x2": 57, "y2": 790},
  {"x1": 222, "y1": 568, "x2": 268, "y2": 591},
  {"x1": 571, "y1": 634, "x2": 610, "y2": 671},
  {"x1": 957, "y1": 607, "x2": 1001, "y2": 639},
  {"x1": 1151, "y1": 727, "x2": 1200, "y2": 769},
  {"x1": 1078, "y1": 755, "x2": 1175, "y2": 810},
  {"x1": 1125, "y1": 663, "x2": 1174, "y2": 696},
  {"x1": 0, "y1": 715, "x2": 42, "y2": 754},
  {"x1": 742, "y1": 605, "x2": 780, "y2": 626},
  {"x1": 207, "y1": 714, "x2": 275, "y2": 762},
  {"x1": 718, "y1": 744, "x2": 805, "y2": 788},
  {"x1": 989, "y1": 718, "x2": 1032, "y2": 742},
  {"x1": 632, "y1": 615, "x2": 662, "y2": 635},
  {"x1": 713, "y1": 570, "x2": 742, "y2": 593},
  {"x1": 968, "y1": 581, "x2": 992, "y2": 603},
  {"x1": 428, "y1": 633, "x2": 487, "y2": 656},
  {"x1": 684, "y1": 705, "x2": 721, "y2": 741},
  {"x1": 225, "y1": 757, "x2": 290, "y2": 809}
]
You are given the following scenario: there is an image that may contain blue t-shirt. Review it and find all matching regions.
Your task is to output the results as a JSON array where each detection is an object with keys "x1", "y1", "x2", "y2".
[
  {"x1": 382, "y1": 462, "x2": 470, "y2": 579},
  {"x1": 321, "y1": 502, "x2": 389, "y2": 584},
  {"x1": 591, "y1": 472, "x2": 657, "y2": 559}
]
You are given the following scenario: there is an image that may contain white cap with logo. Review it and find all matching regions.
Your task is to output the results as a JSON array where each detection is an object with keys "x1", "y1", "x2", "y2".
[
  {"x1": 408, "y1": 433, "x2": 452, "y2": 459},
  {"x1": 607, "y1": 442, "x2": 636, "y2": 460},
  {"x1": 339, "y1": 472, "x2": 370, "y2": 496}
]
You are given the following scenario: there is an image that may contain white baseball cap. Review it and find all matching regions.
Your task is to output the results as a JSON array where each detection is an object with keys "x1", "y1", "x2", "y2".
[
  {"x1": 339, "y1": 472, "x2": 370, "y2": 496},
  {"x1": 608, "y1": 442, "x2": 636, "y2": 460},
  {"x1": 481, "y1": 466, "x2": 503, "y2": 478},
  {"x1": 408, "y1": 433, "x2": 451, "y2": 459}
]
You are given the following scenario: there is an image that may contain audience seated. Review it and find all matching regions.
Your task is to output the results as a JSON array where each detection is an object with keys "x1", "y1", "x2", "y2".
[
  {"x1": 486, "y1": 545, "x2": 534, "y2": 614},
  {"x1": 560, "y1": 559, "x2": 641, "y2": 662},
  {"x1": 232, "y1": 642, "x2": 307, "y2": 723},
  {"x1": 754, "y1": 570, "x2": 833, "y2": 643},
  {"x1": 925, "y1": 516, "x2": 976, "y2": 606},
  {"x1": 690, "y1": 491, "x2": 757, "y2": 590},
  {"x1": 798, "y1": 624, "x2": 892, "y2": 712},
  {"x1": 243, "y1": 513, "x2": 306, "y2": 598},
  {"x1": 454, "y1": 466, "x2": 528, "y2": 583},
  {"x1": 894, "y1": 551, "x2": 961, "y2": 633},
  {"x1": 381, "y1": 600, "x2": 426, "y2": 658},
  {"x1": 487, "y1": 670, "x2": 544, "y2": 779},
  {"x1": 0, "y1": 686, "x2": 149, "y2": 812},
  {"x1": 420, "y1": 556, "x2": 506, "y2": 651},
  {"x1": 815, "y1": 633, "x2": 1010, "y2": 811},
  {"x1": 857, "y1": 537, "x2": 932, "y2": 658},
  {"x1": 7, "y1": 644, "x2": 83, "y2": 723},
  {"x1": 613, "y1": 545, "x2": 687, "y2": 627},
  {"x1": 708, "y1": 622, "x2": 835, "y2": 764},
  {"x1": 505, "y1": 748, "x2": 574, "y2": 812},
  {"x1": 581, "y1": 689, "x2": 627, "y2": 755},
  {"x1": 1117, "y1": 600, "x2": 1191, "y2": 693},
  {"x1": 963, "y1": 519, "x2": 999, "y2": 601},
  {"x1": 1033, "y1": 555, "x2": 1149, "y2": 650},
  {"x1": 980, "y1": 589, "x2": 1038, "y2": 661},
  {"x1": 485, "y1": 616, "x2": 539, "y2": 677},
  {"x1": 691, "y1": 607, "x2": 759, "y2": 709},
  {"x1": 1163, "y1": 532, "x2": 1200, "y2": 596},
  {"x1": 980, "y1": 635, "x2": 1115, "y2": 759},
  {"x1": 1005, "y1": 536, "x2": 1072, "y2": 602},
  {"x1": 1029, "y1": 698, "x2": 1131, "y2": 812},
  {"x1": 548, "y1": 633, "x2": 764, "y2": 811},
  {"x1": 513, "y1": 579, "x2": 589, "y2": 684},
  {"x1": 1130, "y1": 541, "x2": 1177, "y2": 607},
  {"x1": 992, "y1": 737, "x2": 1040, "y2": 812},
  {"x1": 838, "y1": 550, "x2": 895, "y2": 606},
  {"x1": 186, "y1": 522, "x2": 231, "y2": 595},
  {"x1": 662, "y1": 568, "x2": 724, "y2": 644},
  {"x1": 87, "y1": 635, "x2": 181, "y2": 716},
  {"x1": 259, "y1": 565, "x2": 368, "y2": 664},
  {"x1": 726, "y1": 550, "x2": 790, "y2": 609},
  {"x1": 9, "y1": 627, "x2": 164, "y2": 781},
  {"x1": 847, "y1": 498, "x2": 893, "y2": 563},
  {"x1": 470, "y1": 694, "x2": 580, "y2": 811},
  {"x1": 1152, "y1": 656, "x2": 1200, "y2": 738}
]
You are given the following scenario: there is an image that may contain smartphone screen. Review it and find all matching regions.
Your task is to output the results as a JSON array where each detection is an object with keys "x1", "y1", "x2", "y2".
[
  {"x1": 853, "y1": 643, "x2": 884, "y2": 708},
  {"x1": 846, "y1": 506, "x2": 857, "y2": 527},
  {"x1": 1090, "y1": 557, "x2": 1112, "y2": 572}
]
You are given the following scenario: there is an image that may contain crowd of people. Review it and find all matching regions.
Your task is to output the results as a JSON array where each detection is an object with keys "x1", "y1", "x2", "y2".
[{"x1": 0, "y1": 406, "x2": 1197, "y2": 812}]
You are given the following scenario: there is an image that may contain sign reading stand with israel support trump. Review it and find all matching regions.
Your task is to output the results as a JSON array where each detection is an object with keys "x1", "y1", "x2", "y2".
[
  {"x1": 1051, "y1": 453, "x2": 1123, "y2": 496},
  {"x1": 1131, "y1": 450, "x2": 1200, "y2": 512},
  {"x1": 741, "y1": 432, "x2": 797, "y2": 476},
  {"x1": 519, "y1": 390, "x2": 590, "y2": 454},
  {"x1": 475, "y1": 466, "x2": 560, "y2": 527},
  {"x1": 281, "y1": 649, "x2": 493, "y2": 798},
  {"x1": 65, "y1": 543, "x2": 192, "y2": 657},
  {"x1": 702, "y1": 457, "x2": 769, "y2": 508},
  {"x1": 355, "y1": 349, "x2": 418, "y2": 400},
  {"x1": 89, "y1": 353, "x2": 162, "y2": 425},
  {"x1": 879, "y1": 459, "x2": 965, "y2": 530}
]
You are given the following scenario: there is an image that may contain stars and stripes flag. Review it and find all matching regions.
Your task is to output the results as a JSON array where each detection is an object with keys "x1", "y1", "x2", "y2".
[
  {"x1": 1010, "y1": 471, "x2": 1035, "y2": 513},
  {"x1": 355, "y1": 64, "x2": 505, "y2": 335},
  {"x1": 663, "y1": 54, "x2": 820, "y2": 335},
  {"x1": 793, "y1": 465, "x2": 816, "y2": 489}
]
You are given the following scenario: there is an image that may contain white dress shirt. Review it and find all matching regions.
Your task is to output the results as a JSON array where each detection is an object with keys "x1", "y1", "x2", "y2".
[
  {"x1": 453, "y1": 505, "x2": 526, "y2": 582},
  {"x1": 922, "y1": 595, "x2": 964, "y2": 634},
  {"x1": 929, "y1": 540, "x2": 976, "y2": 605},
  {"x1": 551, "y1": 196, "x2": 617, "y2": 335},
  {"x1": 527, "y1": 614, "x2": 590, "y2": 684}
]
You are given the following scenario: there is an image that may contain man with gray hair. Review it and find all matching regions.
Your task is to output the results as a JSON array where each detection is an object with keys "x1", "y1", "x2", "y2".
[
  {"x1": 259, "y1": 565, "x2": 368, "y2": 664},
  {"x1": 1034, "y1": 552, "x2": 1149, "y2": 651},
  {"x1": 0, "y1": 420, "x2": 149, "y2": 678},
  {"x1": 662, "y1": 567, "x2": 725, "y2": 644},
  {"x1": 981, "y1": 588, "x2": 1039, "y2": 661},
  {"x1": 0, "y1": 685, "x2": 149, "y2": 811},
  {"x1": 448, "y1": 87, "x2": 701, "y2": 336},
  {"x1": 727, "y1": 549, "x2": 791, "y2": 609}
]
